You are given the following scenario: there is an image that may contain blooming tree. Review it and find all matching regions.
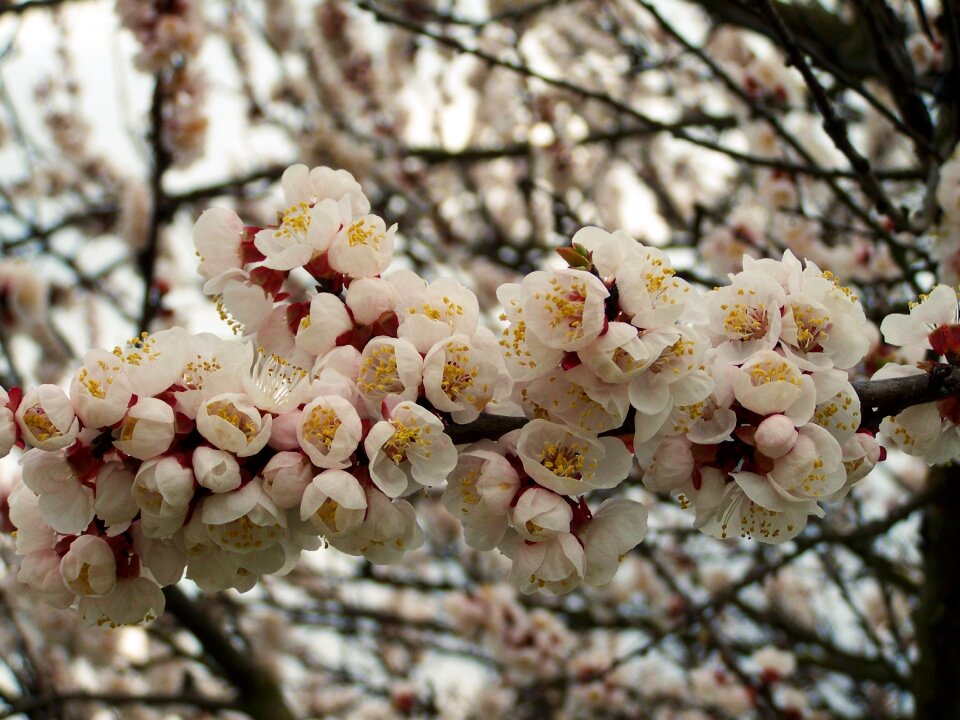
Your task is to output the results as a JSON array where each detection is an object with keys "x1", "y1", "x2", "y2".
[{"x1": 0, "y1": 0, "x2": 959, "y2": 719}]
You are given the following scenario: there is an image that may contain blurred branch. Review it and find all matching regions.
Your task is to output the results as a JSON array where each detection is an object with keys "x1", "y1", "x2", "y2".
[
  {"x1": 162, "y1": 586, "x2": 296, "y2": 720},
  {"x1": 689, "y1": 0, "x2": 880, "y2": 81},
  {"x1": 754, "y1": 0, "x2": 909, "y2": 232},
  {"x1": 0, "y1": 0, "x2": 89, "y2": 15},
  {"x1": 0, "y1": 691, "x2": 238, "y2": 718},
  {"x1": 137, "y1": 75, "x2": 172, "y2": 333}
]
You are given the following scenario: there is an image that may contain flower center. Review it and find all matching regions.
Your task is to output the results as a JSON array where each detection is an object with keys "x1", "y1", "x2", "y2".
[
  {"x1": 347, "y1": 219, "x2": 383, "y2": 248},
  {"x1": 274, "y1": 202, "x2": 311, "y2": 241},
  {"x1": 538, "y1": 441, "x2": 585, "y2": 478}
]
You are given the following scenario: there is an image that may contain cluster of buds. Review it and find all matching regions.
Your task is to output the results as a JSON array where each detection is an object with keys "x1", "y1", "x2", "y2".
[{"x1": 0, "y1": 163, "x2": 904, "y2": 626}]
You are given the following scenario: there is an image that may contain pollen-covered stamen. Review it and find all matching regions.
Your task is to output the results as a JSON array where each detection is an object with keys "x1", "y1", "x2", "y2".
[
  {"x1": 316, "y1": 498, "x2": 341, "y2": 532},
  {"x1": 113, "y1": 332, "x2": 162, "y2": 366},
  {"x1": 801, "y1": 457, "x2": 827, "y2": 497},
  {"x1": 537, "y1": 441, "x2": 586, "y2": 478},
  {"x1": 119, "y1": 417, "x2": 139, "y2": 442},
  {"x1": 210, "y1": 515, "x2": 282, "y2": 552},
  {"x1": 250, "y1": 348, "x2": 307, "y2": 407},
  {"x1": 214, "y1": 294, "x2": 244, "y2": 335},
  {"x1": 347, "y1": 218, "x2": 383, "y2": 248},
  {"x1": 500, "y1": 317, "x2": 538, "y2": 367},
  {"x1": 78, "y1": 361, "x2": 119, "y2": 399},
  {"x1": 302, "y1": 406, "x2": 341, "y2": 448},
  {"x1": 73, "y1": 563, "x2": 96, "y2": 595},
  {"x1": 440, "y1": 343, "x2": 482, "y2": 405},
  {"x1": 205, "y1": 400, "x2": 260, "y2": 441},
  {"x1": 358, "y1": 345, "x2": 402, "y2": 394},
  {"x1": 650, "y1": 337, "x2": 696, "y2": 375},
  {"x1": 790, "y1": 303, "x2": 830, "y2": 352},
  {"x1": 644, "y1": 261, "x2": 678, "y2": 300},
  {"x1": 721, "y1": 301, "x2": 769, "y2": 340},
  {"x1": 748, "y1": 358, "x2": 802, "y2": 387},
  {"x1": 458, "y1": 469, "x2": 481, "y2": 512},
  {"x1": 534, "y1": 276, "x2": 588, "y2": 341},
  {"x1": 274, "y1": 202, "x2": 312, "y2": 242},
  {"x1": 21, "y1": 406, "x2": 61, "y2": 442},
  {"x1": 181, "y1": 354, "x2": 222, "y2": 390},
  {"x1": 821, "y1": 270, "x2": 859, "y2": 303},
  {"x1": 382, "y1": 418, "x2": 432, "y2": 464},
  {"x1": 612, "y1": 346, "x2": 642, "y2": 373},
  {"x1": 672, "y1": 400, "x2": 709, "y2": 434}
]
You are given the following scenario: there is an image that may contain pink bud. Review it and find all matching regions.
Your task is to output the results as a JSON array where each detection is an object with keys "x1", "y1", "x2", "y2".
[
  {"x1": 755, "y1": 414, "x2": 798, "y2": 459},
  {"x1": 269, "y1": 410, "x2": 302, "y2": 451}
]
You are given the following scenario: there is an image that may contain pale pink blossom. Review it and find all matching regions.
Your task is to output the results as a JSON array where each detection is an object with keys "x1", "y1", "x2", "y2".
[
  {"x1": 365, "y1": 399, "x2": 457, "y2": 497},
  {"x1": 880, "y1": 284, "x2": 958, "y2": 349},
  {"x1": 79, "y1": 576, "x2": 165, "y2": 627},
  {"x1": 201, "y1": 479, "x2": 284, "y2": 555},
  {"x1": 70, "y1": 349, "x2": 134, "y2": 429},
  {"x1": 193, "y1": 207, "x2": 245, "y2": 279},
  {"x1": 511, "y1": 488, "x2": 572, "y2": 542},
  {"x1": 582, "y1": 498, "x2": 649, "y2": 586},
  {"x1": 196, "y1": 393, "x2": 272, "y2": 457},
  {"x1": 503, "y1": 531, "x2": 585, "y2": 594},
  {"x1": 300, "y1": 469, "x2": 367, "y2": 537},
  {"x1": 516, "y1": 419, "x2": 633, "y2": 495},
  {"x1": 327, "y1": 214, "x2": 396, "y2": 278},
  {"x1": 60, "y1": 535, "x2": 117, "y2": 597},
  {"x1": 397, "y1": 278, "x2": 480, "y2": 353},
  {"x1": 20, "y1": 449, "x2": 95, "y2": 534},
  {"x1": 17, "y1": 385, "x2": 79, "y2": 450},
  {"x1": 133, "y1": 456, "x2": 195, "y2": 537},
  {"x1": 192, "y1": 446, "x2": 242, "y2": 493},
  {"x1": 113, "y1": 397, "x2": 175, "y2": 460},
  {"x1": 279, "y1": 163, "x2": 370, "y2": 216},
  {"x1": 422, "y1": 334, "x2": 501, "y2": 423},
  {"x1": 356, "y1": 337, "x2": 423, "y2": 416},
  {"x1": 262, "y1": 451, "x2": 313, "y2": 509},
  {"x1": 94, "y1": 463, "x2": 140, "y2": 535},
  {"x1": 296, "y1": 293, "x2": 354, "y2": 357},
  {"x1": 520, "y1": 269, "x2": 608, "y2": 351},
  {"x1": 441, "y1": 440, "x2": 519, "y2": 550},
  {"x1": 345, "y1": 276, "x2": 399, "y2": 325},
  {"x1": 297, "y1": 395, "x2": 362, "y2": 469}
]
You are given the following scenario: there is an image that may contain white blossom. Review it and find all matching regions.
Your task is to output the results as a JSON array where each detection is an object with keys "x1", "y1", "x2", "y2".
[
  {"x1": 516, "y1": 419, "x2": 633, "y2": 496},
  {"x1": 365, "y1": 399, "x2": 457, "y2": 497},
  {"x1": 17, "y1": 384, "x2": 79, "y2": 450}
]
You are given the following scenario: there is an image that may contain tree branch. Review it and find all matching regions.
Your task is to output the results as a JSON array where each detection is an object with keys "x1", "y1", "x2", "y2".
[
  {"x1": 0, "y1": 691, "x2": 238, "y2": 719},
  {"x1": 162, "y1": 586, "x2": 296, "y2": 720}
]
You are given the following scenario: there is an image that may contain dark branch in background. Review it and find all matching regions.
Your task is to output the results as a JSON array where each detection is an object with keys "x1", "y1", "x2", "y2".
[
  {"x1": 138, "y1": 76, "x2": 172, "y2": 333},
  {"x1": 0, "y1": 691, "x2": 238, "y2": 719},
  {"x1": 754, "y1": 0, "x2": 909, "y2": 232},
  {"x1": 629, "y1": 0, "x2": 921, "y2": 280},
  {"x1": 0, "y1": 0, "x2": 90, "y2": 15},
  {"x1": 848, "y1": 0, "x2": 934, "y2": 165},
  {"x1": 162, "y1": 586, "x2": 296, "y2": 720},
  {"x1": 689, "y1": 0, "x2": 881, "y2": 81},
  {"x1": 406, "y1": 117, "x2": 737, "y2": 164}
]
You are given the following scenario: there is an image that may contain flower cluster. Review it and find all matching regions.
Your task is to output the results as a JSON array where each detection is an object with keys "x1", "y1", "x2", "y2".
[
  {"x1": 634, "y1": 251, "x2": 882, "y2": 542},
  {"x1": 875, "y1": 285, "x2": 960, "y2": 463},
  {"x1": 496, "y1": 230, "x2": 881, "y2": 544},
  {"x1": 2, "y1": 163, "x2": 895, "y2": 626}
]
